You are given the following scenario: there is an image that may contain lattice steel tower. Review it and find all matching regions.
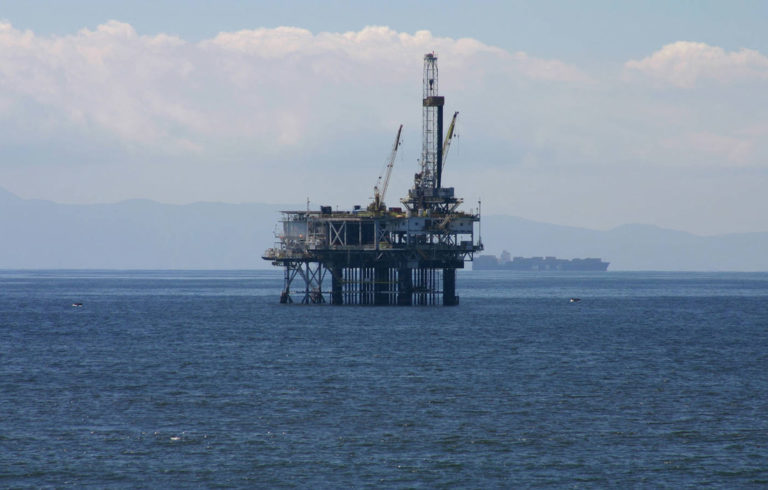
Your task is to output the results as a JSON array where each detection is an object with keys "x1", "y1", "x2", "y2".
[
  {"x1": 421, "y1": 52, "x2": 444, "y2": 193},
  {"x1": 405, "y1": 52, "x2": 458, "y2": 215}
]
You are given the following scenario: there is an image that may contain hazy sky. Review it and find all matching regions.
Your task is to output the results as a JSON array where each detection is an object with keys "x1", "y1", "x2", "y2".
[{"x1": 2, "y1": 1, "x2": 767, "y2": 235}]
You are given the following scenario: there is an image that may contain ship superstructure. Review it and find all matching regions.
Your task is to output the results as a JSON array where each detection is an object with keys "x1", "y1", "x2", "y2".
[{"x1": 262, "y1": 53, "x2": 483, "y2": 305}]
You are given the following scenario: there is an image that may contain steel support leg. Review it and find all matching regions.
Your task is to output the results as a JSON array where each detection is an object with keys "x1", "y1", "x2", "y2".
[
  {"x1": 331, "y1": 266, "x2": 343, "y2": 305},
  {"x1": 398, "y1": 267, "x2": 412, "y2": 305},
  {"x1": 443, "y1": 268, "x2": 458, "y2": 306},
  {"x1": 374, "y1": 266, "x2": 389, "y2": 305}
]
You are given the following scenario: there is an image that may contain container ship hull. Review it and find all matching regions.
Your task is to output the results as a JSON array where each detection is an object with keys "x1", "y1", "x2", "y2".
[{"x1": 474, "y1": 255, "x2": 609, "y2": 271}]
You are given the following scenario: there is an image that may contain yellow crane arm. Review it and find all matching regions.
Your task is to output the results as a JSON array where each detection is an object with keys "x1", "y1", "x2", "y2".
[
  {"x1": 380, "y1": 124, "x2": 403, "y2": 206},
  {"x1": 372, "y1": 124, "x2": 403, "y2": 211},
  {"x1": 441, "y1": 111, "x2": 459, "y2": 169}
]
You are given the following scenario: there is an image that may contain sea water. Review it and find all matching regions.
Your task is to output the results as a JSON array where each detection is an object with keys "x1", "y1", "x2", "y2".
[{"x1": 1, "y1": 270, "x2": 767, "y2": 487}]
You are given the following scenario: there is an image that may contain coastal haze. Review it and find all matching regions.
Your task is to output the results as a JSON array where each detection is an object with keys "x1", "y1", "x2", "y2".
[{"x1": 2, "y1": 187, "x2": 766, "y2": 271}]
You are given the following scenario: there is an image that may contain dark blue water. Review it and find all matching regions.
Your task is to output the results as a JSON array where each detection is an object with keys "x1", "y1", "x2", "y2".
[{"x1": 2, "y1": 270, "x2": 768, "y2": 487}]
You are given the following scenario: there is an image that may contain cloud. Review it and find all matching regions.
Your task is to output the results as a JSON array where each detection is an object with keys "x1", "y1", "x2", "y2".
[
  {"x1": 0, "y1": 21, "x2": 588, "y2": 158},
  {"x1": 203, "y1": 25, "x2": 589, "y2": 83},
  {"x1": 625, "y1": 41, "x2": 768, "y2": 88},
  {"x1": 0, "y1": 20, "x2": 203, "y2": 153}
]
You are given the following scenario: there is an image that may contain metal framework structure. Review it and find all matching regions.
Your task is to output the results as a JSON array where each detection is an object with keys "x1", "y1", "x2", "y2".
[
  {"x1": 262, "y1": 53, "x2": 483, "y2": 306},
  {"x1": 420, "y1": 53, "x2": 442, "y2": 192}
]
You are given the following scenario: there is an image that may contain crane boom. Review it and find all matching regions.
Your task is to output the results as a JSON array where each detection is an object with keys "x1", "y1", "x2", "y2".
[
  {"x1": 380, "y1": 124, "x2": 403, "y2": 205},
  {"x1": 441, "y1": 111, "x2": 459, "y2": 169},
  {"x1": 371, "y1": 124, "x2": 403, "y2": 212}
]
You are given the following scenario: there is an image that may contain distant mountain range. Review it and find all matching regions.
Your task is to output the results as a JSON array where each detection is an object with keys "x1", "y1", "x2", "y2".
[
  {"x1": 0, "y1": 187, "x2": 289, "y2": 269},
  {"x1": 1, "y1": 187, "x2": 766, "y2": 270}
]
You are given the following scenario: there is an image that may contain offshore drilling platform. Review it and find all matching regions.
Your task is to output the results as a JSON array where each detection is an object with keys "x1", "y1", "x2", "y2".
[{"x1": 262, "y1": 53, "x2": 483, "y2": 305}]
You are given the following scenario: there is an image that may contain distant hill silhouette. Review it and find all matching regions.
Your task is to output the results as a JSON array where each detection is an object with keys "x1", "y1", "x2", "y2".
[
  {"x1": 1, "y1": 187, "x2": 766, "y2": 270},
  {"x1": 0, "y1": 187, "x2": 290, "y2": 269}
]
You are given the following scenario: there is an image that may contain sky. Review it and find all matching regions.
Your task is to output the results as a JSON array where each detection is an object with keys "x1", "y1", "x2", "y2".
[{"x1": 1, "y1": 0, "x2": 768, "y2": 235}]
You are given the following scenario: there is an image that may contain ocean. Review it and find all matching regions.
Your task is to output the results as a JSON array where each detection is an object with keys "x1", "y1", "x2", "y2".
[{"x1": 1, "y1": 270, "x2": 767, "y2": 487}]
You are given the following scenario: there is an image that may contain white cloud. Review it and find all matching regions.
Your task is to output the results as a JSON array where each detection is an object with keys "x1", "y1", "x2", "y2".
[
  {"x1": 0, "y1": 20, "x2": 203, "y2": 153},
  {"x1": 625, "y1": 41, "x2": 768, "y2": 87},
  {"x1": 0, "y1": 21, "x2": 589, "y2": 156}
]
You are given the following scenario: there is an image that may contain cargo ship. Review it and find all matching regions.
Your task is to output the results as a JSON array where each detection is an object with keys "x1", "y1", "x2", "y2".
[{"x1": 474, "y1": 251, "x2": 609, "y2": 271}]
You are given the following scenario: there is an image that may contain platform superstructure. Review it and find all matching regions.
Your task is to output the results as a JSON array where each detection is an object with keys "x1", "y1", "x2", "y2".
[{"x1": 262, "y1": 53, "x2": 483, "y2": 305}]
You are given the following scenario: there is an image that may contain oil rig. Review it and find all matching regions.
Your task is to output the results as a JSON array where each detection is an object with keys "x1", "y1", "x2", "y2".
[{"x1": 262, "y1": 53, "x2": 483, "y2": 305}]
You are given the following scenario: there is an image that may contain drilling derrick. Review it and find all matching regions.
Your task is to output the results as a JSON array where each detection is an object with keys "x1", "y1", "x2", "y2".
[
  {"x1": 419, "y1": 53, "x2": 443, "y2": 195},
  {"x1": 403, "y1": 53, "x2": 460, "y2": 216},
  {"x1": 262, "y1": 53, "x2": 483, "y2": 306}
]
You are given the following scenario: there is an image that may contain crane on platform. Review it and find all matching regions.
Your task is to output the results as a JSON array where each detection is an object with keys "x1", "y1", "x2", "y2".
[
  {"x1": 369, "y1": 124, "x2": 403, "y2": 213},
  {"x1": 441, "y1": 111, "x2": 459, "y2": 170}
]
